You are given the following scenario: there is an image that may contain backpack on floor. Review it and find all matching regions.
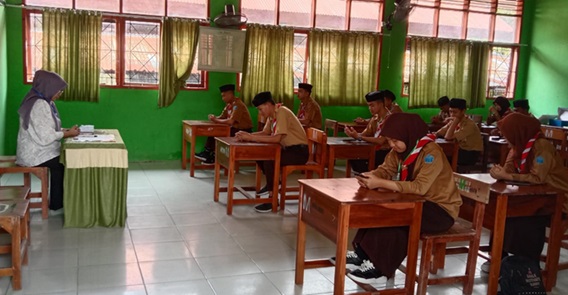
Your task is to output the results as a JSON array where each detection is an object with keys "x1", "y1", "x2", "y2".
[{"x1": 498, "y1": 255, "x2": 547, "y2": 295}]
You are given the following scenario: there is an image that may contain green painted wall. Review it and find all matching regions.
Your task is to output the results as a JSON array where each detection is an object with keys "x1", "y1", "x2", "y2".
[
  {"x1": 525, "y1": 0, "x2": 568, "y2": 117},
  {"x1": 2, "y1": 0, "x2": 539, "y2": 160},
  {"x1": 0, "y1": 3, "x2": 7, "y2": 155}
]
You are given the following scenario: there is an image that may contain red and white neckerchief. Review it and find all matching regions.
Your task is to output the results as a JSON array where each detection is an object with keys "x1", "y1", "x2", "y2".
[
  {"x1": 270, "y1": 103, "x2": 283, "y2": 135},
  {"x1": 399, "y1": 133, "x2": 436, "y2": 181},
  {"x1": 515, "y1": 132, "x2": 540, "y2": 173},
  {"x1": 298, "y1": 103, "x2": 306, "y2": 119},
  {"x1": 225, "y1": 102, "x2": 235, "y2": 116}
]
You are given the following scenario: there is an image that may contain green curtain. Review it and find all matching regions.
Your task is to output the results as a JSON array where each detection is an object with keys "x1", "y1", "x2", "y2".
[
  {"x1": 408, "y1": 37, "x2": 490, "y2": 109},
  {"x1": 158, "y1": 18, "x2": 200, "y2": 108},
  {"x1": 42, "y1": 9, "x2": 101, "y2": 102},
  {"x1": 308, "y1": 29, "x2": 380, "y2": 106},
  {"x1": 241, "y1": 24, "x2": 294, "y2": 107}
]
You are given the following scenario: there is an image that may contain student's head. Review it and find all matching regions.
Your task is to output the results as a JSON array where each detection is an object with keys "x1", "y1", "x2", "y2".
[
  {"x1": 448, "y1": 98, "x2": 467, "y2": 118},
  {"x1": 382, "y1": 89, "x2": 396, "y2": 107},
  {"x1": 380, "y1": 113, "x2": 428, "y2": 157},
  {"x1": 297, "y1": 83, "x2": 312, "y2": 100},
  {"x1": 438, "y1": 96, "x2": 450, "y2": 112},
  {"x1": 498, "y1": 113, "x2": 542, "y2": 161},
  {"x1": 32, "y1": 70, "x2": 67, "y2": 101},
  {"x1": 364, "y1": 91, "x2": 385, "y2": 115},
  {"x1": 513, "y1": 99, "x2": 530, "y2": 115},
  {"x1": 252, "y1": 91, "x2": 276, "y2": 118},
  {"x1": 219, "y1": 84, "x2": 236, "y2": 103},
  {"x1": 493, "y1": 96, "x2": 511, "y2": 115}
]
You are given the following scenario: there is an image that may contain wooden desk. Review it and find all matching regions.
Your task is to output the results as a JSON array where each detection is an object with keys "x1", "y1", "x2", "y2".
[
  {"x1": 327, "y1": 121, "x2": 367, "y2": 137},
  {"x1": 436, "y1": 138, "x2": 459, "y2": 171},
  {"x1": 455, "y1": 173, "x2": 563, "y2": 294},
  {"x1": 295, "y1": 178, "x2": 424, "y2": 295},
  {"x1": 480, "y1": 124, "x2": 496, "y2": 134},
  {"x1": 487, "y1": 136, "x2": 509, "y2": 166},
  {"x1": 182, "y1": 120, "x2": 231, "y2": 177},
  {"x1": 214, "y1": 137, "x2": 281, "y2": 215},
  {"x1": 326, "y1": 137, "x2": 376, "y2": 178}
]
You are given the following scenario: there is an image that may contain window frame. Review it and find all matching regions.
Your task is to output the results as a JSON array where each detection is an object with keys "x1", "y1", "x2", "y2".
[
  {"x1": 402, "y1": 0, "x2": 524, "y2": 100},
  {"x1": 237, "y1": 0, "x2": 385, "y2": 93},
  {"x1": 22, "y1": 1, "x2": 209, "y2": 90}
]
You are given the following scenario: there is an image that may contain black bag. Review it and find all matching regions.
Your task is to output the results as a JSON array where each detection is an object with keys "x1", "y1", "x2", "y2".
[{"x1": 498, "y1": 255, "x2": 547, "y2": 295}]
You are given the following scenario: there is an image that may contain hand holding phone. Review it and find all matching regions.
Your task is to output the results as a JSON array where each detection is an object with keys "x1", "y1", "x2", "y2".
[{"x1": 353, "y1": 172, "x2": 369, "y2": 179}]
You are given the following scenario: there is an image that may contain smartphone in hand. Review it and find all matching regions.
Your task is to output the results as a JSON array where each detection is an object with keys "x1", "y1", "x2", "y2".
[{"x1": 353, "y1": 172, "x2": 369, "y2": 179}]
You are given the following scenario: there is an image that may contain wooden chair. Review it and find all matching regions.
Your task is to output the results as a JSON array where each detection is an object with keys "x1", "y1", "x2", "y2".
[
  {"x1": 0, "y1": 156, "x2": 49, "y2": 219},
  {"x1": 278, "y1": 128, "x2": 327, "y2": 210},
  {"x1": 0, "y1": 186, "x2": 31, "y2": 290},
  {"x1": 324, "y1": 119, "x2": 338, "y2": 137},
  {"x1": 541, "y1": 167, "x2": 568, "y2": 271},
  {"x1": 402, "y1": 173, "x2": 488, "y2": 295}
]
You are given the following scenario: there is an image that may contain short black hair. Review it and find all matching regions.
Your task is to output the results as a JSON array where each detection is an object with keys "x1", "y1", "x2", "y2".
[
  {"x1": 437, "y1": 96, "x2": 450, "y2": 107},
  {"x1": 513, "y1": 99, "x2": 530, "y2": 111}
]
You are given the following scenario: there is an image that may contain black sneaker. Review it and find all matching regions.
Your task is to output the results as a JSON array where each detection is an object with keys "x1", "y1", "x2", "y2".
[
  {"x1": 256, "y1": 185, "x2": 271, "y2": 196},
  {"x1": 347, "y1": 260, "x2": 384, "y2": 284},
  {"x1": 202, "y1": 155, "x2": 215, "y2": 165},
  {"x1": 195, "y1": 150, "x2": 210, "y2": 161},
  {"x1": 254, "y1": 203, "x2": 273, "y2": 213},
  {"x1": 329, "y1": 250, "x2": 363, "y2": 271}
]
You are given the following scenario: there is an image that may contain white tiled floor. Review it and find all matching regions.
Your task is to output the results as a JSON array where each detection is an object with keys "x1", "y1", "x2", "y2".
[{"x1": 1, "y1": 160, "x2": 568, "y2": 294}]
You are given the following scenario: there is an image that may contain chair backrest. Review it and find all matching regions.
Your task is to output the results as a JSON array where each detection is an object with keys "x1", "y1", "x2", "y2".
[
  {"x1": 324, "y1": 119, "x2": 338, "y2": 137},
  {"x1": 453, "y1": 172, "x2": 489, "y2": 232},
  {"x1": 541, "y1": 126, "x2": 568, "y2": 167},
  {"x1": 306, "y1": 127, "x2": 327, "y2": 166}
]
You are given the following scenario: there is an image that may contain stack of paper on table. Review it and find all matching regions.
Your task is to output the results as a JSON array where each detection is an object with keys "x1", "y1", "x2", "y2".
[{"x1": 72, "y1": 134, "x2": 115, "y2": 142}]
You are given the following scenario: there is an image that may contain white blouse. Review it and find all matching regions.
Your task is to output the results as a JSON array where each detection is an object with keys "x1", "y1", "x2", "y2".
[{"x1": 16, "y1": 100, "x2": 64, "y2": 167}]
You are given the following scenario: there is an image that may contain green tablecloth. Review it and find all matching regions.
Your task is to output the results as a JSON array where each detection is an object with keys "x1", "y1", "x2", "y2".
[{"x1": 61, "y1": 129, "x2": 128, "y2": 227}]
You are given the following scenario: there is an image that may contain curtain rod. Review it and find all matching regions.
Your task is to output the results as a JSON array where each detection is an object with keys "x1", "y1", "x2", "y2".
[
  {"x1": 2, "y1": 2, "x2": 209, "y2": 23},
  {"x1": 408, "y1": 36, "x2": 527, "y2": 47}
]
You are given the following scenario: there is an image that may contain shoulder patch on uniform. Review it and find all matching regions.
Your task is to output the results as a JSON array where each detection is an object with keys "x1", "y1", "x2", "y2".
[
  {"x1": 425, "y1": 154, "x2": 434, "y2": 164},
  {"x1": 233, "y1": 105, "x2": 238, "y2": 111},
  {"x1": 536, "y1": 156, "x2": 544, "y2": 165}
]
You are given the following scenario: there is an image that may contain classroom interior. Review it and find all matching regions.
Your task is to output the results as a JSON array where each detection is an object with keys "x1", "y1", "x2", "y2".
[{"x1": 1, "y1": 0, "x2": 568, "y2": 294}]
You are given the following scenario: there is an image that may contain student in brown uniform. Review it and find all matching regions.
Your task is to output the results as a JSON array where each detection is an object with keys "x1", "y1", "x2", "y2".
[
  {"x1": 235, "y1": 91, "x2": 309, "y2": 213},
  {"x1": 431, "y1": 96, "x2": 450, "y2": 125},
  {"x1": 486, "y1": 96, "x2": 512, "y2": 125},
  {"x1": 345, "y1": 90, "x2": 392, "y2": 173},
  {"x1": 330, "y1": 113, "x2": 462, "y2": 284},
  {"x1": 296, "y1": 83, "x2": 322, "y2": 129},
  {"x1": 196, "y1": 84, "x2": 253, "y2": 164},
  {"x1": 383, "y1": 89, "x2": 403, "y2": 114},
  {"x1": 488, "y1": 113, "x2": 568, "y2": 266},
  {"x1": 436, "y1": 98, "x2": 483, "y2": 166}
]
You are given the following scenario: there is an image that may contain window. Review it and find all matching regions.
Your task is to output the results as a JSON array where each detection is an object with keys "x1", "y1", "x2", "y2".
[
  {"x1": 24, "y1": 0, "x2": 207, "y2": 89},
  {"x1": 240, "y1": 0, "x2": 384, "y2": 88},
  {"x1": 403, "y1": 0, "x2": 524, "y2": 99}
]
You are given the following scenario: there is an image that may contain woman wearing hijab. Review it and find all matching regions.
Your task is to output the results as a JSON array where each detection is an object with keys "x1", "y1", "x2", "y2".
[
  {"x1": 489, "y1": 113, "x2": 568, "y2": 261},
  {"x1": 330, "y1": 113, "x2": 462, "y2": 284},
  {"x1": 487, "y1": 96, "x2": 512, "y2": 125},
  {"x1": 16, "y1": 70, "x2": 80, "y2": 214}
]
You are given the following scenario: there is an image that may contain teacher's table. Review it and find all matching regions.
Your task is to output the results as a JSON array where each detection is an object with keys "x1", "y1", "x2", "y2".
[
  {"x1": 454, "y1": 173, "x2": 563, "y2": 293},
  {"x1": 326, "y1": 137, "x2": 376, "y2": 178},
  {"x1": 214, "y1": 137, "x2": 281, "y2": 215},
  {"x1": 61, "y1": 129, "x2": 128, "y2": 227},
  {"x1": 182, "y1": 120, "x2": 231, "y2": 177},
  {"x1": 295, "y1": 178, "x2": 424, "y2": 295}
]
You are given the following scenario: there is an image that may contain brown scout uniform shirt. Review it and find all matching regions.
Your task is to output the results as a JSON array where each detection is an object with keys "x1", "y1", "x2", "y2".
[
  {"x1": 263, "y1": 105, "x2": 308, "y2": 147},
  {"x1": 297, "y1": 97, "x2": 322, "y2": 129},
  {"x1": 219, "y1": 99, "x2": 253, "y2": 130},
  {"x1": 361, "y1": 113, "x2": 390, "y2": 150},
  {"x1": 437, "y1": 117, "x2": 483, "y2": 152},
  {"x1": 504, "y1": 138, "x2": 568, "y2": 213},
  {"x1": 371, "y1": 142, "x2": 463, "y2": 219}
]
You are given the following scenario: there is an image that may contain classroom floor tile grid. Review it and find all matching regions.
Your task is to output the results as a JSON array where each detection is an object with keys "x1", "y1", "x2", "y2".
[{"x1": 0, "y1": 160, "x2": 567, "y2": 295}]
